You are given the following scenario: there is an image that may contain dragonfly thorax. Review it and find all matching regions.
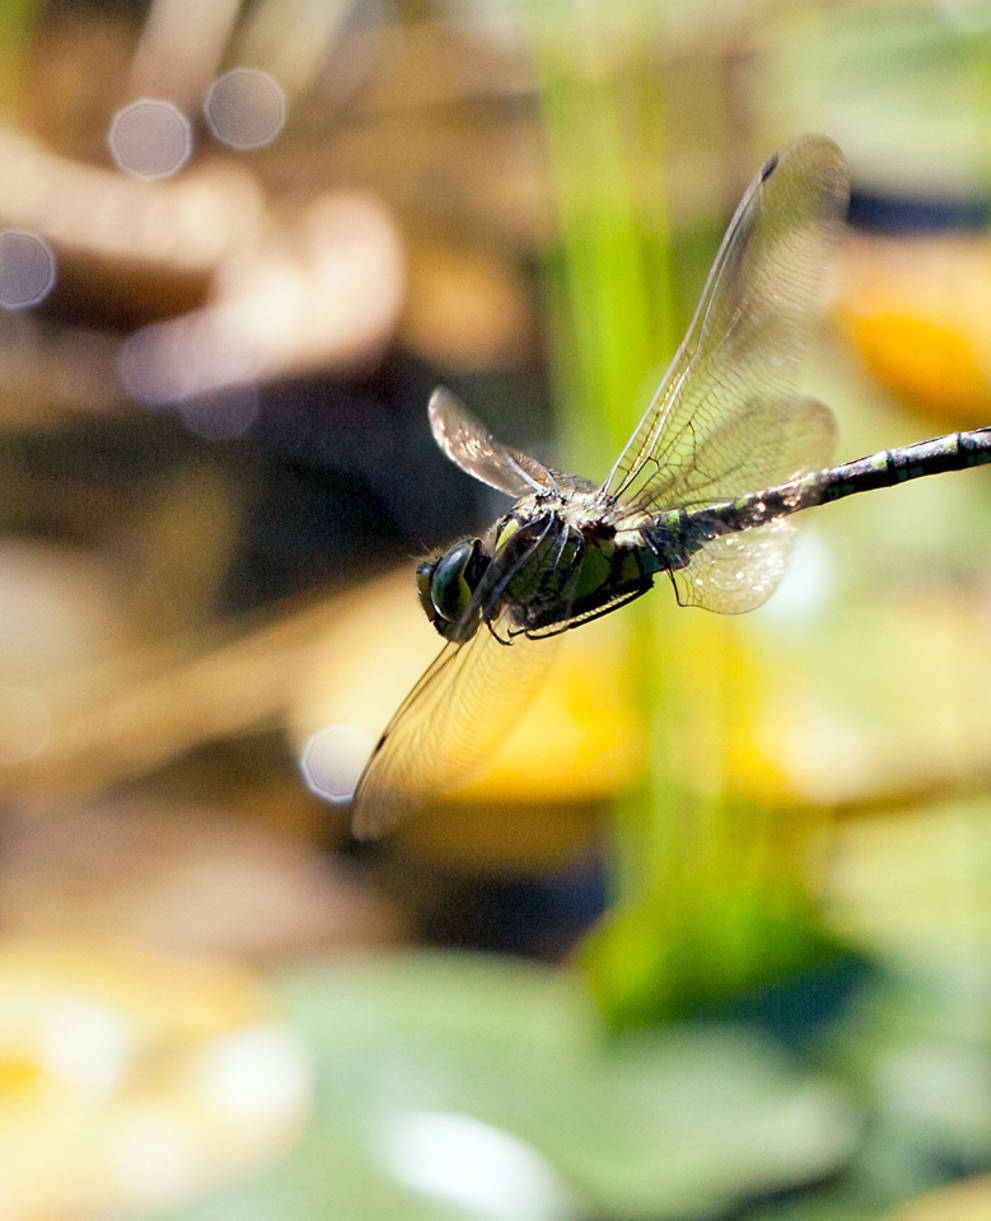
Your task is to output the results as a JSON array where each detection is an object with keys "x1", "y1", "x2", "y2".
[{"x1": 418, "y1": 491, "x2": 671, "y2": 647}]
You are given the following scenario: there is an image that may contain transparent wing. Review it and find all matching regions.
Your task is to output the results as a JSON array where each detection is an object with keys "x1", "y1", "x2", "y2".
[
  {"x1": 351, "y1": 609, "x2": 558, "y2": 839},
  {"x1": 429, "y1": 387, "x2": 556, "y2": 497},
  {"x1": 601, "y1": 135, "x2": 849, "y2": 519},
  {"x1": 668, "y1": 396, "x2": 836, "y2": 613},
  {"x1": 670, "y1": 518, "x2": 797, "y2": 615}
]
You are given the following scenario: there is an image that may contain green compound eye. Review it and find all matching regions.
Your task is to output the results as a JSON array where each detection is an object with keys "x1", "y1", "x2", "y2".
[
  {"x1": 415, "y1": 539, "x2": 490, "y2": 641},
  {"x1": 430, "y1": 539, "x2": 477, "y2": 623}
]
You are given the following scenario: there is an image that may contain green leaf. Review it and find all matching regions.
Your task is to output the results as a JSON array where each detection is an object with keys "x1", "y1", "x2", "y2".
[{"x1": 153, "y1": 953, "x2": 855, "y2": 1221}]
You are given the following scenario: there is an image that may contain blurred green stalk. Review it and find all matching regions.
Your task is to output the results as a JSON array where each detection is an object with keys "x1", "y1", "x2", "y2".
[
  {"x1": 534, "y1": 23, "x2": 671, "y2": 464},
  {"x1": 528, "y1": 1, "x2": 840, "y2": 1027},
  {"x1": 529, "y1": 4, "x2": 675, "y2": 906}
]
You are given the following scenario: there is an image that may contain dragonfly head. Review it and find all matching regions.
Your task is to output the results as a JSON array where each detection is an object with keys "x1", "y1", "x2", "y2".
[{"x1": 416, "y1": 537, "x2": 491, "y2": 641}]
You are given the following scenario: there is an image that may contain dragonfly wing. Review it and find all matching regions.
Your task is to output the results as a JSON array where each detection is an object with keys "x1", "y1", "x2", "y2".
[
  {"x1": 668, "y1": 395, "x2": 836, "y2": 613},
  {"x1": 601, "y1": 135, "x2": 849, "y2": 518},
  {"x1": 672, "y1": 518, "x2": 799, "y2": 614},
  {"x1": 429, "y1": 387, "x2": 556, "y2": 497},
  {"x1": 351, "y1": 609, "x2": 559, "y2": 838}
]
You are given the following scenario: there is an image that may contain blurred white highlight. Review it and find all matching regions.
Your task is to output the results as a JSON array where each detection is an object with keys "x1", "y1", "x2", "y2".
[
  {"x1": 108, "y1": 100, "x2": 192, "y2": 180},
  {"x1": 758, "y1": 530, "x2": 836, "y2": 622},
  {"x1": 131, "y1": 0, "x2": 242, "y2": 110},
  {"x1": 0, "y1": 230, "x2": 56, "y2": 309},
  {"x1": 119, "y1": 309, "x2": 264, "y2": 405},
  {"x1": 118, "y1": 192, "x2": 405, "y2": 404},
  {"x1": 0, "y1": 129, "x2": 264, "y2": 273},
  {"x1": 937, "y1": 0, "x2": 991, "y2": 31},
  {"x1": 381, "y1": 1110, "x2": 575, "y2": 1221},
  {"x1": 40, "y1": 998, "x2": 135, "y2": 1101},
  {"x1": 191, "y1": 1024, "x2": 312, "y2": 1122},
  {"x1": 301, "y1": 724, "x2": 372, "y2": 802},
  {"x1": 204, "y1": 68, "x2": 287, "y2": 150}
]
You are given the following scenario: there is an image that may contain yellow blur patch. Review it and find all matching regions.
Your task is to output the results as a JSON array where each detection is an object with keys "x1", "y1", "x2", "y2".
[
  {"x1": 293, "y1": 548, "x2": 991, "y2": 870},
  {"x1": 451, "y1": 613, "x2": 643, "y2": 805},
  {"x1": 291, "y1": 567, "x2": 644, "y2": 867},
  {"x1": 834, "y1": 233, "x2": 991, "y2": 425},
  {"x1": 0, "y1": 939, "x2": 311, "y2": 1220},
  {"x1": 888, "y1": 1173, "x2": 991, "y2": 1220},
  {"x1": 841, "y1": 312, "x2": 988, "y2": 421}
]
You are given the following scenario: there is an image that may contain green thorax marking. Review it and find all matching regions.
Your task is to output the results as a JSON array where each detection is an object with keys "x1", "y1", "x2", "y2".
[{"x1": 485, "y1": 496, "x2": 663, "y2": 632}]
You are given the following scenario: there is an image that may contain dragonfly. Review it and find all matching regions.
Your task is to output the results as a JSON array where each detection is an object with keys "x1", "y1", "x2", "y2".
[{"x1": 350, "y1": 134, "x2": 991, "y2": 838}]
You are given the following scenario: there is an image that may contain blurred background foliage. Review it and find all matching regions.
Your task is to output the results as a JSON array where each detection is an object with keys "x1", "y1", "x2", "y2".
[{"x1": 1, "y1": 0, "x2": 991, "y2": 1218}]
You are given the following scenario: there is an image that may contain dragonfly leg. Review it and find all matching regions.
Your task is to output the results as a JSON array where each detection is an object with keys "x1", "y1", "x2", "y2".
[
  {"x1": 520, "y1": 581, "x2": 654, "y2": 639},
  {"x1": 483, "y1": 616, "x2": 513, "y2": 646}
]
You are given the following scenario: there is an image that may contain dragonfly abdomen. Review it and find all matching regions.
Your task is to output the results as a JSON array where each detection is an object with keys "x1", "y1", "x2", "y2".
[
  {"x1": 810, "y1": 428, "x2": 991, "y2": 505},
  {"x1": 710, "y1": 426, "x2": 991, "y2": 534},
  {"x1": 642, "y1": 426, "x2": 991, "y2": 561},
  {"x1": 638, "y1": 511, "x2": 721, "y2": 571}
]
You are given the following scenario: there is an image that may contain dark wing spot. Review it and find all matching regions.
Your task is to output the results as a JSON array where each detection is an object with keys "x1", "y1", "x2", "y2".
[{"x1": 760, "y1": 151, "x2": 779, "y2": 182}]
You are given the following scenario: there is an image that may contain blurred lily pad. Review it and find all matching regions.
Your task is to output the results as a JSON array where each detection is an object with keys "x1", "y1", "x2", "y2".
[
  {"x1": 0, "y1": 939, "x2": 311, "y2": 1220},
  {"x1": 823, "y1": 951, "x2": 991, "y2": 1212},
  {"x1": 154, "y1": 952, "x2": 856, "y2": 1221}
]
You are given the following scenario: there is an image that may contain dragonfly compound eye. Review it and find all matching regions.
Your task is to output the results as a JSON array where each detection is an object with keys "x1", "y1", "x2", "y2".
[
  {"x1": 419, "y1": 537, "x2": 490, "y2": 634},
  {"x1": 429, "y1": 539, "x2": 478, "y2": 623}
]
